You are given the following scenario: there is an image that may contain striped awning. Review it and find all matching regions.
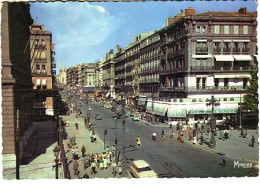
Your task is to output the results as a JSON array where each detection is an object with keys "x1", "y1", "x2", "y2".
[{"x1": 167, "y1": 105, "x2": 186, "y2": 118}]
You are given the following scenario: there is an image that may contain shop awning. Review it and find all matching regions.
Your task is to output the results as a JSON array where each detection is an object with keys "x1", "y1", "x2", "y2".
[
  {"x1": 214, "y1": 74, "x2": 251, "y2": 78},
  {"x1": 167, "y1": 105, "x2": 187, "y2": 118},
  {"x1": 192, "y1": 55, "x2": 212, "y2": 59},
  {"x1": 233, "y1": 55, "x2": 253, "y2": 61},
  {"x1": 189, "y1": 104, "x2": 212, "y2": 115},
  {"x1": 214, "y1": 55, "x2": 234, "y2": 62},
  {"x1": 146, "y1": 101, "x2": 153, "y2": 113},
  {"x1": 214, "y1": 104, "x2": 238, "y2": 114},
  {"x1": 138, "y1": 97, "x2": 147, "y2": 106},
  {"x1": 154, "y1": 103, "x2": 168, "y2": 116}
]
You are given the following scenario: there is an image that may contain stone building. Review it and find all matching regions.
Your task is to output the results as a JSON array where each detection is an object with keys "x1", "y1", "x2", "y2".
[
  {"x1": 155, "y1": 7, "x2": 257, "y2": 123},
  {"x1": 30, "y1": 24, "x2": 56, "y2": 116},
  {"x1": 1, "y1": 2, "x2": 34, "y2": 176}
]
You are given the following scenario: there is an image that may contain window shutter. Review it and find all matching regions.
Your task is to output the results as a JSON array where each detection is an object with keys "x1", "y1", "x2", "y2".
[
  {"x1": 224, "y1": 26, "x2": 230, "y2": 34},
  {"x1": 214, "y1": 26, "x2": 220, "y2": 34},
  {"x1": 234, "y1": 26, "x2": 239, "y2": 34},
  {"x1": 243, "y1": 26, "x2": 248, "y2": 34}
]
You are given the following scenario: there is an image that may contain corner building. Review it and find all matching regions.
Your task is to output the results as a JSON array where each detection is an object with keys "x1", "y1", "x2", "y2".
[{"x1": 154, "y1": 7, "x2": 257, "y2": 123}]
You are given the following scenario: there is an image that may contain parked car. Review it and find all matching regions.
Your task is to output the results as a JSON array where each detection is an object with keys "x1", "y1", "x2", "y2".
[
  {"x1": 133, "y1": 114, "x2": 139, "y2": 121},
  {"x1": 88, "y1": 106, "x2": 92, "y2": 111},
  {"x1": 129, "y1": 160, "x2": 157, "y2": 178},
  {"x1": 95, "y1": 114, "x2": 102, "y2": 120}
]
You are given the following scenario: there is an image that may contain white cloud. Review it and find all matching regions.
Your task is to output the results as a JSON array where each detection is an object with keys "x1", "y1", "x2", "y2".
[{"x1": 34, "y1": 2, "x2": 122, "y2": 64}]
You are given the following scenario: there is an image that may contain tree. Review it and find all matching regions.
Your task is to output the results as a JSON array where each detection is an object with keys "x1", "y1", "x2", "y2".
[{"x1": 242, "y1": 69, "x2": 258, "y2": 113}]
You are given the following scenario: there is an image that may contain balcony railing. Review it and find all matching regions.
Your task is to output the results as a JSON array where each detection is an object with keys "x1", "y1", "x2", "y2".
[
  {"x1": 160, "y1": 86, "x2": 247, "y2": 92},
  {"x1": 196, "y1": 47, "x2": 208, "y2": 55},
  {"x1": 223, "y1": 48, "x2": 231, "y2": 54},
  {"x1": 35, "y1": 58, "x2": 47, "y2": 63},
  {"x1": 34, "y1": 44, "x2": 46, "y2": 49},
  {"x1": 233, "y1": 48, "x2": 240, "y2": 54},
  {"x1": 139, "y1": 79, "x2": 160, "y2": 84},
  {"x1": 213, "y1": 47, "x2": 221, "y2": 54},
  {"x1": 242, "y1": 48, "x2": 250, "y2": 54},
  {"x1": 190, "y1": 66, "x2": 252, "y2": 72}
]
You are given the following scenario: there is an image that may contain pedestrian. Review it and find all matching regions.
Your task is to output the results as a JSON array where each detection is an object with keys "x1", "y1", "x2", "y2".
[
  {"x1": 74, "y1": 147, "x2": 79, "y2": 160},
  {"x1": 82, "y1": 155, "x2": 87, "y2": 170},
  {"x1": 111, "y1": 157, "x2": 116, "y2": 175},
  {"x1": 91, "y1": 161, "x2": 97, "y2": 175},
  {"x1": 106, "y1": 152, "x2": 111, "y2": 166},
  {"x1": 136, "y1": 136, "x2": 141, "y2": 146},
  {"x1": 189, "y1": 128, "x2": 193, "y2": 141},
  {"x1": 251, "y1": 135, "x2": 255, "y2": 147},
  {"x1": 123, "y1": 119, "x2": 125, "y2": 126},
  {"x1": 73, "y1": 160, "x2": 79, "y2": 175},
  {"x1": 67, "y1": 137, "x2": 71, "y2": 148},
  {"x1": 170, "y1": 130, "x2": 174, "y2": 138},
  {"x1": 93, "y1": 132, "x2": 97, "y2": 143},
  {"x1": 99, "y1": 157, "x2": 104, "y2": 170},
  {"x1": 72, "y1": 134, "x2": 76, "y2": 146},
  {"x1": 199, "y1": 134, "x2": 204, "y2": 145},
  {"x1": 96, "y1": 153, "x2": 101, "y2": 168},
  {"x1": 103, "y1": 157, "x2": 108, "y2": 169},
  {"x1": 71, "y1": 147, "x2": 75, "y2": 160},
  {"x1": 169, "y1": 123, "x2": 172, "y2": 129},
  {"x1": 240, "y1": 128, "x2": 244, "y2": 137},
  {"x1": 81, "y1": 145, "x2": 86, "y2": 157},
  {"x1": 244, "y1": 130, "x2": 248, "y2": 138},
  {"x1": 221, "y1": 154, "x2": 226, "y2": 167},
  {"x1": 75, "y1": 122, "x2": 79, "y2": 130},
  {"x1": 118, "y1": 161, "x2": 122, "y2": 175}
]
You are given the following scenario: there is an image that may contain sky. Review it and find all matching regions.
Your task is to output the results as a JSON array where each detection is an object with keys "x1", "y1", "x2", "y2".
[{"x1": 29, "y1": 0, "x2": 258, "y2": 73}]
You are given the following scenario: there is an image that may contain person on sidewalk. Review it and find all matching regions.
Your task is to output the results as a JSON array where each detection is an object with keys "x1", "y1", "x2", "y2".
[
  {"x1": 103, "y1": 157, "x2": 108, "y2": 169},
  {"x1": 251, "y1": 135, "x2": 255, "y2": 147},
  {"x1": 91, "y1": 161, "x2": 97, "y2": 175},
  {"x1": 221, "y1": 154, "x2": 226, "y2": 167},
  {"x1": 72, "y1": 134, "x2": 76, "y2": 146},
  {"x1": 74, "y1": 147, "x2": 79, "y2": 160},
  {"x1": 82, "y1": 155, "x2": 87, "y2": 170},
  {"x1": 170, "y1": 130, "x2": 174, "y2": 138},
  {"x1": 99, "y1": 157, "x2": 104, "y2": 170},
  {"x1": 93, "y1": 132, "x2": 97, "y2": 143},
  {"x1": 111, "y1": 158, "x2": 117, "y2": 175},
  {"x1": 71, "y1": 147, "x2": 75, "y2": 160},
  {"x1": 75, "y1": 122, "x2": 79, "y2": 130},
  {"x1": 73, "y1": 160, "x2": 79, "y2": 176},
  {"x1": 81, "y1": 145, "x2": 86, "y2": 157}
]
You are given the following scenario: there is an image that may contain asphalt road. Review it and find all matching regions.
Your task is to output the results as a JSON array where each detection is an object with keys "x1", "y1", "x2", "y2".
[{"x1": 70, "y1": 97, "x2": 256, "y2": 178}]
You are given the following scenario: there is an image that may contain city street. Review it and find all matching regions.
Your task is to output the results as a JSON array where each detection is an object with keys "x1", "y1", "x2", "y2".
[{"x1": 64, "y1": 95, "x2": 258, "y2": 178}]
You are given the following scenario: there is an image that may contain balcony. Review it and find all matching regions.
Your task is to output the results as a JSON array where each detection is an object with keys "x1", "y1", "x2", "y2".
[
  {"x1": 242, "y1": 48, "x2": 250, "y2": 54},
  {"x1": 34, "y1": 44, "x2": 46, "y2": 49},
  {"x1": 35, "y1": 58, "x2": 47, "y2": 63},
  {"x1": 190, "y1": 66, "x2": 252, "y2": 72},
  {"x1": 213, "y1": 47, "x2": 221, "y2": 54},
  {"x1": 160, "y1": 86, "x2": 247, "y2": 93},
  {"x1": 34, "y1": 70, "x2": 47, "y2": 75},
  {"x1": 196, "y1": 47, "x2": 208, "y2": 55},
  {"x1": 233, "y1": 48, "x2": 241, "y2": 54},
  {"x1": 223, "y1": 48, "x2": 231, "y2": 54}
]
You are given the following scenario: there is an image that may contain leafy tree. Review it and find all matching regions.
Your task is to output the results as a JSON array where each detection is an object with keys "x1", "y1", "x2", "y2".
[{"x1": 242, "y1": 69, "x2": 258, "y2": 113}]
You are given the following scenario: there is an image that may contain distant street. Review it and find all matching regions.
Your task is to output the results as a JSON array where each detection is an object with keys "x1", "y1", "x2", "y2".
[{"x1": 70, "y1": 97, "x2": 257, "y2": 178}]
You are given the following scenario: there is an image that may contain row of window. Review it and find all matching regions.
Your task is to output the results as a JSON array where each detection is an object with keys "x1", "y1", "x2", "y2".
[
  {"x1": 196, "y1": 25, "x2": 250, "y2": 35},
  {"x1": 140, "y1": 47, "x2": 160, "y2": 59}
]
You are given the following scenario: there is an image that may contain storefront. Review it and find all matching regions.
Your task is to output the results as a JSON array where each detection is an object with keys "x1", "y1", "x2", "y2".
[{"x1": 167, "y1": 104, "x2": 187, "y2": 122}]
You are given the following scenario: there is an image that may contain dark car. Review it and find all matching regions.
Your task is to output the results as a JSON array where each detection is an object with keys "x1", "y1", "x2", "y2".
[{"x1": 216, "y1": 120, "x2": 239, "y2": 130}]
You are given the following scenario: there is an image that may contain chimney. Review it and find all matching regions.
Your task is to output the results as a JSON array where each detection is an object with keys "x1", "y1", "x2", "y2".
[
  {"x1": 239, "y1": 7, "x2": 247, "y2": 15},
  {"x1": 166, "y1": 17, "x2": 174, "y2": 26},
  {"x1": 185, "y1": 7, "x2": 196, "y2": 16}
]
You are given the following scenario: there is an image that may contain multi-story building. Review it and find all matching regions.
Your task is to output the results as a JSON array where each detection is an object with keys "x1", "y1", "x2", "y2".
[
  {"x1": 1, "y1": 2, "x2": 34, "y2": 177},
  {"x1": 114, "y1": 45, "x2": 125, "y2": 96},
  {"x1": 102, "y1": 49, "x2": 115, "y2": 98},
  {"x1": 154, "y1": 7, "x2": 257, "y2": 123},
  {"x1": 139, "y1": 31, "x2": 161, "y2": 98},
  {"x1": 30, "y1": 24, "x2": 56, "y2": 116}
]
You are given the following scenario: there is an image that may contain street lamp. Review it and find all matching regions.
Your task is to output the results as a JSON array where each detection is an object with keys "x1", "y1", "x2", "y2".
[
  {"x1": 53, "y1": 145, "x2": 61, "y2": 179},
  {"x1": 206, "y1": 95, "x2": 220, "y2": 148},
  {"x1": 113, "y1": 115, "x2": 118, "y2": 164}
]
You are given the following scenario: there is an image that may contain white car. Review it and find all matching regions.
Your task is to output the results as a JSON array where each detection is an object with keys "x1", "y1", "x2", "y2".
[
  {"x1": 129, "y1": 160, "x2": 157, "y2": 178},
  {"x1": 133, "y1": 114, "x2": 139, "y2": 121},
  {"x1": 88, "y1": 106, "x2": 92, "y2": 111}
]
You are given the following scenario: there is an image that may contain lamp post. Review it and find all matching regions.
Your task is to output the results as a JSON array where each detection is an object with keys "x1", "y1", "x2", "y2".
[
  {"x1": 206, "y1": 95, "x2": 220, "y2": 148},
  {"x1": 16, "y1": 110, "x2": 20, "y2": 179},
  {"x1": 53, "y1": 145, "x2": 61, "y2": 179},
  {"x1": 113, "y1": 116, "x2": 118, "y2": 164}
]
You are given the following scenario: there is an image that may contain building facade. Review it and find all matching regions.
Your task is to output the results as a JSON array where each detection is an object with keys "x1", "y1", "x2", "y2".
[
  {"x1": 156, "y1": 7, "x2": 257, "y2": 123},
  {"x1": 30, "y1": 24, "x2": 56, "y2": 116},
  {"x1": 1, "y1": 2, "x2": 34, "y2": 176}
]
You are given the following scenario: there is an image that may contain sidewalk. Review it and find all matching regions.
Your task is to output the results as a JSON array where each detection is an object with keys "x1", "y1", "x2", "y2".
[{"x1": 61, "y1": 114, "x2": 131, "y2": 179}]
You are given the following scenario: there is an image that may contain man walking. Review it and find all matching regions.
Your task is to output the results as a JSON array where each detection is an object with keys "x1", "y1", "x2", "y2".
[
  {"x1": 221, "y1": 153, "x2": 226, "y2": 167},
  {"x1": 81, "y1": 145, "x2": 86, "y2": 157},
  {"x1": 74, "y1": 147, "x2": 79, "y2": 160},
  {"x1": 251, "y1": 135, "x2": 255, "y2": 147},
  {"x1": 73, "y1": 160, "x2": 79, "y2": 176}
]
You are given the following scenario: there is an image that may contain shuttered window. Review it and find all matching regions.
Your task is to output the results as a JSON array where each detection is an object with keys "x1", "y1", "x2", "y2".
[
  {"x1": 234, "y1": 26, "x2": 239, "y2": 34},
  {"x1": 214, "y1": 25, "x2": 220, "y2": 34}
]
